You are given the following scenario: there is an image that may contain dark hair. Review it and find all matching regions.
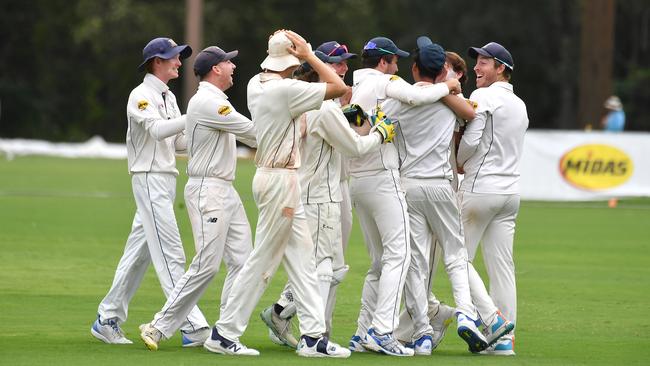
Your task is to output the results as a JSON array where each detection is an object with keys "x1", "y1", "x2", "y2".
[
  {"x1": 413, "y1": 51, "x2": 443, "y2": 80},
  {"x1": 145, "y1": 59, "x2": 155, "y2": 73},
  {"x1": 493, "y1": 59, "x2": 512, "y2": 81},
  {"x1": 361, "y1": 52, "x2": 395, "y2": 68},
  {"x1": 445, "y1": 51, "x2": 467, "y2": 84},
  {"x1": 293, "y1": 66, "x2": 319, "y2": 82}
]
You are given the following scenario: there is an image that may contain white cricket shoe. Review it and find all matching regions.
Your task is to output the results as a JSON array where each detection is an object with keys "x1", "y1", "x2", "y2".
[
  {"x1": 364, "y1": 328, "x2": 414, "y2": 356},
  {"x1": 260, "y1": 305, "x2": 298, "y2": 348},
  {"x1": 139, "y1": 323, "x2": 163, "y2": 351},
  {"x1": 90, "y1": 315, "x2": 133, "y2": 344},
  {"x1": 429, "y1": 303, "x2": 455, "y2": 349},
  {"x1": 348, "y1": 334, "x2": 366, "y2": 352},
  {"x1": 482, "y1": 337, "x2": 516, "y2": 356},
  {"x1": 203, "y1": 327, "x2": 259, "y2": 356},
  {"x1": 181, "y1": 326, "x2": 210, "y2": 347},
  {"x1": 483, "y1": 311, "x2": 514, "y2": 347},
  {"x1": 456, "y1": 312, "x2": 488, "y2": 353},
  {"x1": 411, "y1": 334, "x2": 433, "y2": 355},
  {"x1": 296, "y1": 335, "x2": 351, "y2": 358}
]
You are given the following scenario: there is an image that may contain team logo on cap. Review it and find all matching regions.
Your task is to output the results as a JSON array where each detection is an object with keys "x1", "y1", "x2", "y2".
[
  {"x1": 137, "y1": 100, "x2": 149, "y2": 110},
  {"x1": 168, "y1": 39, "x2": 177, "y2": 47},
  {"x1": 559, "y1": 144, "x2": 633, "y2": 190},
  {"x1": 218, "y1": 105, "x2": 232, "y2": 116}
]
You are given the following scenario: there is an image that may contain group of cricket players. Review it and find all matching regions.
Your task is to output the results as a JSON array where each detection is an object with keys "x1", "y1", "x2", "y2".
[{"x1": 90, "y1": 28, "x2": 529, "y2": 359}]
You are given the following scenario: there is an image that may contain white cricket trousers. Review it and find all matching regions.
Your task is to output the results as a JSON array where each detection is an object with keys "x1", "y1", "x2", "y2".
[
  {"x1": 350, "y1": 169, "x2": 411, "y2": 336},
  {"x1": 150, "y1": 177, "x2": 252, "y2": 338},
  {"x1": 98, "y1": 172, "x2": 208, "y2": 332},
  {"x1": 401, "y1": 179, "x2": 479, "y2": 337},
  {"x1": 216, "y1": 168, "x2": 326, "y2": 341},
  {"x1": 460, "y1": 191, "x2": 519, "y2": 330}
]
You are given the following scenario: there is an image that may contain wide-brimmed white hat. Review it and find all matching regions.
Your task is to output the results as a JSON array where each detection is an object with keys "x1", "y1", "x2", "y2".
[
  {"x1": 604, "y1": 95, "x2": 622, "y2": 111},
  {"x1": 260, "y1": 31, "x2": 301, "y2": 72}
]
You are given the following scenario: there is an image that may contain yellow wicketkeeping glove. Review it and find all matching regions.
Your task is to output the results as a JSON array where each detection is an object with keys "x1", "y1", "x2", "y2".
[{"x1": 374, "y1": 117, "x2": 396, "y2": 143}]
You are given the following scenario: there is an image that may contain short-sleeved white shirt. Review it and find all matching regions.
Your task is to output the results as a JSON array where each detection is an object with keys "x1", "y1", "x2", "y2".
[
  {"x1": 186, "y1": 81, "x2": 256, "y2": 181},
  {"x1": 247, "y1": 73, "x2": 326, "y2": 169},
  {"x1": 126, "y1": 73, "x2": 183, "y2": 175}
]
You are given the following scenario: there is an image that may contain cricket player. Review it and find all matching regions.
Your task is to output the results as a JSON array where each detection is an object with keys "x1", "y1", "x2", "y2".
[
  {"x1": 203, "y1": 30, "x2": 351, "y2": 358},
  {"x1": 261, "y1": 50, "x2": 393, "y2": 347},
  {"x1": 383, "y1": 36, "x2": 513, "y2": 355},
  {"x1": 458, "y1": 42, "x2": 529, "y2": 355},
  {"x1": 91, "y1": 37, "x2": 209, "y2": 345},
  {"x1": 139, "y1": 46, "x2": 256, "y2": 351},
  {"x1": 347, "y1": 36, "x2": 460, "y2": 357}
]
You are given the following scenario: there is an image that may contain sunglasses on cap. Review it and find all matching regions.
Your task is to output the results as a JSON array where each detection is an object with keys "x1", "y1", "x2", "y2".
[
  {"x1": 363, "y1": 41, "x2": 396, "y2": 55},
  {"x1": 328, "y1": 44, "x2": 349, "y2": 57}
]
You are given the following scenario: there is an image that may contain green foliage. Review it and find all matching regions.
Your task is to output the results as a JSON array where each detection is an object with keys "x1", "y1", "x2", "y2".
[{"x1": 1, "y1": 156, "x2": 650, "y2": 365}]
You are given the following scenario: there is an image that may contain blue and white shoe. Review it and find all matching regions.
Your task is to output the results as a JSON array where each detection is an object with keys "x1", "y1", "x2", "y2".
[
  {"x1": 203, "y1": 327, "x2": 259, "y2": 356},
  {"x1": 482, "y1": 338, "x2": 516, "y2": 356},
  {"x1": 456, "y1": 312, "x2": 488, "y2": 353},
  {"x1": 296, "y1": 335, "x2": 351, "y2": 358},
  {"x1": 364, "y1": 328, "x2": 414, "y2": 356},
  {"x1": 181, "y1": 326, "x2": 210, "y2": 347},
  {"x1": 412, "y1": 334, "x2": 433, "y2": 355},
  {"x1": 483, "y1": 311, "x2": 514, "y2": 347},
  {"x1": 91, "y1": 314, "x2": 133, "y2": 344},
  {"x1": 348, "y1": 334, "x2": 366, "y2": 352}
]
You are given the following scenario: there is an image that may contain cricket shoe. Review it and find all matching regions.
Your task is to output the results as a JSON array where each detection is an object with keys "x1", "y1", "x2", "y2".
[
  {"x1": 410, "y1": 334, "x2": 433, "y2": 355},
  {"x1": 364, "y1": 328, "x2": 414, "y2": 356},
  {"x1": 348, "y1": 334, "x2": 366, "y2": 352},
  {"x1": 260, "y1": 305, "x2": 298, "y2": 348},
  {"x1": 203, "y1": 327, "x2": 259, "y2": 356},
  {"x1": 296, "y1": 335, "x2": 351, "y2": 358},
  {"x1": 456, "y1": 312, "x2": 488, "y2": 353},
  {"x1": 91, "y1": 315, "x2": 133, "y2": 344},
  {"x1": 139, "y1": 323, "x2": 163, "y2": 351},
  {"x1": 429, "y1": 303, "x2": 455, "y2": 349},
  {"x1": 482, "y1": 337, "x2": 515, "y2": 356},
  {"x1": 181, "y1": 326, "x2": 210, "y2": 347},
  {"x1": 483, "y1": 311, "x2": 514, "y2": 347}
]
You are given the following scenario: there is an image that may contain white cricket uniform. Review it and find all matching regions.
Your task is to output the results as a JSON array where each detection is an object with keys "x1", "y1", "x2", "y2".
[
  {"x1": 149, "y1": 81, "x2": 256, "y2": 338},
  {"x1": 349, "y1": 68, "x2": 450, "y2": 336},
  {"x1": 384, "y1": 82, "x2": 501, "y2": 342},
  {"x1": 457, "y1": 81, "x2": 528, "y2": 336},
  {"x1": 97, "y1": 73, "x2": 208, "y2": 333},
  {"x1": 215, "y1": 73, "x2": 328, "y2": 341},
  {"x1": 276, "y1": 100, "x2": 382, "y2": 330}
]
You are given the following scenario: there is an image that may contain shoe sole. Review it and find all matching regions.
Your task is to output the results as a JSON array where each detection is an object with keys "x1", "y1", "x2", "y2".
[
  {"x1": 482, "y1": 349, "x2": 516, "y2": 356},
  {"x1": 487, "y1": 322, "x2": 515, "y2": 348},
  {"x1": 297, "y1": 350, "x2": 351, "y2": 358},
  {"x1": 364, "y1": 337, "x2": 414, "y2": 356},
  {"x1": 204, "y1": 340, "x2": 259, "y2": 356},
  {"x1": 458, "y1": 326, "x2": 488, "y2": 353},
  {"x1": 259, "y1": 309, "x2": 296, "y2": 349},
  {"x1": 138, "y1": 325, "x2": 159, "y2": 351}
]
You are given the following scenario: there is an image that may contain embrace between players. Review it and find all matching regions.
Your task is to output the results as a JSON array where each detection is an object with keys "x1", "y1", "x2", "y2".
[{"x1": 91, "y1": 29, "x2": 528, "y2": 359}]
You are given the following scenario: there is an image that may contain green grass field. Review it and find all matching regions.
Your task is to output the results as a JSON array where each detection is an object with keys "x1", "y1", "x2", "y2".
[{"x1": 1, "y1": 156, "x2": 649, "y2": 365}]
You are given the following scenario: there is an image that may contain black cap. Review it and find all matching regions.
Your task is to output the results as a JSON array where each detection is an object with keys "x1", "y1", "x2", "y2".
[
  {"x1": 193, "y1": 46, "x2": 238, "y2": 77},
  {"x1": 138, "y1": 37, "x2": 192, "y2": 71},
  {"x1": 416, "y1": 36, "x2": 446, "y2": 73},
  {"x1": 362, "y1": 37, "x2": 409, "y2": 58},
  {"x1": 468, "y1": 42, "x2": 514, "y2": 70},
  {"x1": 316, "y1": 41, "x2": 357, "y2": 63}
]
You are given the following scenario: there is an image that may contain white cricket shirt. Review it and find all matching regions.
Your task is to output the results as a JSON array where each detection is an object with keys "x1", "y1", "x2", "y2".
[
  {"x1": 247, "y1": 73, "x2": 326, "y2": 169},
  {"x1": 382, "y1": 81, "x2": 456, "y2": 180},
  {"x1": 185, "y1": 81, "x2": 257, "y2": 181},
  {"x1": 457, "y1": 81, "x2": 529, "y2": 194},
  {"x1": 126, "y1": 73, "x2": 185, "y2": 175},
  {"x1": 301, "y1": 100, "x2": 382, "y2": 204}
]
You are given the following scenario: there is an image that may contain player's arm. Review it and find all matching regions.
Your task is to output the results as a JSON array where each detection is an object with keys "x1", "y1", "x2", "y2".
[
  {"x1": 174, "y1": 130, "x2": 188, "y2": 154},
  {"x1": 196, "y1": 102, "x2": 257, "y2": 148},
  {"x1": 385, "y1": 76, "x2": 460, "y2": 106},
  {"x1": 442, "y1": 95, "x2": 476, "y2": 121},
  {"x1": 127, "y1": 95, "x2": 186, "y2": 141},
  {"x1": 285, "y1": 30, "x2": 347, "y2": 100},
  {"x1": 457, "y1": 110, "x2": 487, "y2": 167}
]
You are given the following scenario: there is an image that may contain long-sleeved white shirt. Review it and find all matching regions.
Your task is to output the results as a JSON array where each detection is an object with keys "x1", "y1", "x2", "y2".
[
  {"x1": 185, "y1": 81, "x2": 256, "y2": 181},
  {"x1": 300, "y1": 100, "x2": 382, "y2": 204},
  {"x1": 349, "y1": 68, "x2": 450, "y2": 176},
  {"x1": 382, "y1": 81, "x2": 456, "y2": 180},
  {"x1": 457, "y1": 81, "x2": 529, "y2": 194},
  {"x1": 126, "y1": 73, "x2": 186, "y2": 175}
]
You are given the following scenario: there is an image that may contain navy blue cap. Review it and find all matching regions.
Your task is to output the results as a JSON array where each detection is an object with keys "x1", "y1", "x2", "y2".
[
  {"x1": 138, "y1": 37, "x2": 192, "y2": 71},
  {"x1": 468, "y1": 42, "x2": 514, "y2": 70},
  {"x1": 316, "y1": 41, "x2": 357, "y2": 63},
  {"x1": 416, "y1": 36, "x2": 446, "y2": 73},
  {"x1": 362, "y1": 37, "x2": 409, "y2": 58},
  {"x1": 193, "y1": 46, "x2": 238, "y2": 77},
  {"x1": 298, "y1": 50, "x2": 334, "y2": 73}
]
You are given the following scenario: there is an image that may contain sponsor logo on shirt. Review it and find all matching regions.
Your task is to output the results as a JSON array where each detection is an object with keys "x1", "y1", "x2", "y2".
[
  {"x1": 559, "y1": 144, "x2": 633, "y2": 190},
  {"x1": 218, "y1": 105, "x2": 232, "y2": 116},
  {"x1": 137, "y1": 100, "x2": 149, "y2": 110},
  {"x1": 389, "y1": 75, "x2": 400, "y2": 81}
]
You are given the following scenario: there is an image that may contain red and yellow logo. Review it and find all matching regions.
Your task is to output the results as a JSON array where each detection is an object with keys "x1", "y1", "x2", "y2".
[{"x1": 559, "y1": 144, "x2": 633, "y2": 190}]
